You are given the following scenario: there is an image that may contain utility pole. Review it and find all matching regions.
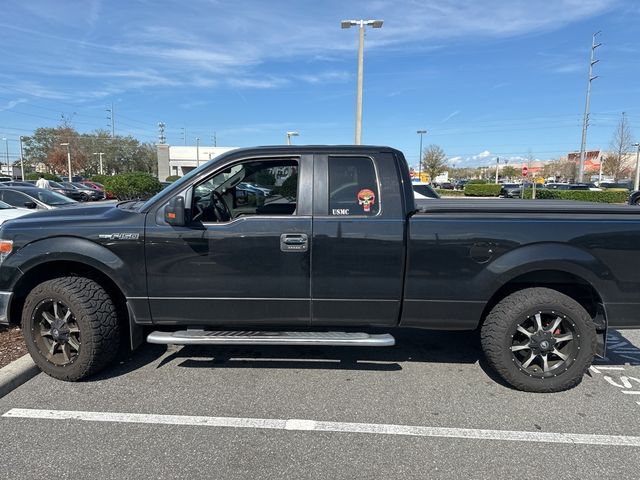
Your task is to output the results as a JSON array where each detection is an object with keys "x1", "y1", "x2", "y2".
[
  {"x1": 158, "y1": 123, "x2": 166, "y2": 144},
  {"x1": 196, "y1": 137, "x2": 200, "y2": 167},
  {"x1": 106, "y1": 102, "x2": 115, "y2": 138},
  {"x1": 341, "y1": 19, "x2": 383, "y2": 145},
  {"x1": 495, "y1": 157, "x2": 500, "y2": 184},
  {"x1": 213, "y1": 131, "x2": 217, "y2": 147},
  {"x1": 18, "y1": 135, "x2": 25, "y2": 180},
  {"x1": 60, "y1": 143, "x2": 72, "y2": 182},
  {"x1": 2, "y1": 138, "x2": 8, "y2": 178},
  {"x1": 181, "y1": 127, "x2": 187, "y2": 146},
  {"x1": 632, "y1": 142, "x2": 640, "y2": 192},
  {"x1": 93, "y1": 152, "x2": 105, "y2": 175},
  {"x1": 417, "y1": 130, "x2": 427, "y2": 180},
  {"x1": 578, "y1": 31, "x2": 601, "y2": 182}
]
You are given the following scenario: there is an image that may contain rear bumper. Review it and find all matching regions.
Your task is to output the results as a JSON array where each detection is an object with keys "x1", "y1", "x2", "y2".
[{"x1": 0, "y1": 290, "x2": 12, "y2": 325}]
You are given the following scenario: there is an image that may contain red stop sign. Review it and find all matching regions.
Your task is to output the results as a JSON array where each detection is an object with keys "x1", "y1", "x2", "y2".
[{"x1": 522, "y1": 166, "x2": 528, "y2": 177}]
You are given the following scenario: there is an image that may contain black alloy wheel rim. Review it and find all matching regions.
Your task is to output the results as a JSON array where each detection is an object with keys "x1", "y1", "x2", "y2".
[
  {"x1": 31, "y1": 299, "x2": 81, "y2": 366},
  {"x1": 510, "y1": 310, "x2": 579, "y2": 378}
]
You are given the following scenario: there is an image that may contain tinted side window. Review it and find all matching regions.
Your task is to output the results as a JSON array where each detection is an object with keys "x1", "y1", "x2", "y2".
[
  {"x1": 1, "y1": 190, "x2": 29, "y2": 207},
  {"x1": 328, "y1": 156, "x2": 379, "y2": 216}
]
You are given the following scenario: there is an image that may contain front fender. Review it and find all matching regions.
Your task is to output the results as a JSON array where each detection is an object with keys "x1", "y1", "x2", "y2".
[{"x1": 0, "y1": 236, "x2": 134, "y2": 296}]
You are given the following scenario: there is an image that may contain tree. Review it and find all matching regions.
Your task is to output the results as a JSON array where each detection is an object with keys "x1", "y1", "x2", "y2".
[
  {"x1": 604, "y1": 113, "x2": 633, "y2": 180},
  {"x1": 501, "y1": 165, "x2": 518, "y2": 180},
  {"x1": 23, "y1": 124, "x2": 88, "y2": 174},
  {"x1": 421, "y1": 144, "x2": 447, "y2": 183}
]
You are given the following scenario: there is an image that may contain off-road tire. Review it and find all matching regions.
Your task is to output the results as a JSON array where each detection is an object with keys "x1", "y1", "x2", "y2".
[
  {"x1": 22, "y1": 276, "x2": 120, "y2": 381},
  {"x1": 481, "y1": 287, "x2": 596, "y2": 393}
]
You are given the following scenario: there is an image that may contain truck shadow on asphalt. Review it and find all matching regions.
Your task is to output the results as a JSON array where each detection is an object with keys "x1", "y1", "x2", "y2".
[{"x1": 92, "y1": 329, "x2": 640, "y2": 389}]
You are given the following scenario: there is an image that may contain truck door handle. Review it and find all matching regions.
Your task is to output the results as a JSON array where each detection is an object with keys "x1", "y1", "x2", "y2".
[{"x1": 280, "y1": 234, "x2": 308, "y2": 252}]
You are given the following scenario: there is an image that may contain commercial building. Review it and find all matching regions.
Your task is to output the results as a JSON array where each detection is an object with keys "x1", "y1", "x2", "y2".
[{"x1": 156, "y1": 144, "x2": 237, "y2": 180}]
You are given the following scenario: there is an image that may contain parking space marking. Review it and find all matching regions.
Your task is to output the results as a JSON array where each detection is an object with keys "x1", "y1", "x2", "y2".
[{"x1": 3, "y1": 408, "x2": 640, "y2": 447}]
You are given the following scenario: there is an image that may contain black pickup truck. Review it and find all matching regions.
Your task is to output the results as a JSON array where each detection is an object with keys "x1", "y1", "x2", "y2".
[{"x1": 1, "y1": 146, "x2": 639, "y2": 392}]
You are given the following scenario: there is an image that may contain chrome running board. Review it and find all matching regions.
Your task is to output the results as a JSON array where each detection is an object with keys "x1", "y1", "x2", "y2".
[{"x1": 147, "y1": 330, "x2": 395, "y2": 347}]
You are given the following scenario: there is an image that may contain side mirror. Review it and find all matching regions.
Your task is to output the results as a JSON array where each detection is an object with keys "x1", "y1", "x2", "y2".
[
  {"x1": 164, "y1": 196, "x2": 185, "y2": 226},
  {"x1": 24, "y1": 201, "x2": 37, "y2": 209}
]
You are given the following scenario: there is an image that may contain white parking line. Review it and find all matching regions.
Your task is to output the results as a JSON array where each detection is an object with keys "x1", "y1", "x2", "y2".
[{"x1": 3, "y1": 408, "x2": 640, "y2": 447}]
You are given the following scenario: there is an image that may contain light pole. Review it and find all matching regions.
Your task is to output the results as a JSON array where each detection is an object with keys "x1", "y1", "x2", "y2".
[
  {"x1": 19, "y1": 136, "x2": 25, "y2": 180},
  {"x1": 633, "y1": 143, "x2": 640, "y2": 191},
  {"x1": 60, "y1": 143, "x2": 72, "y2": 182},
  {"x1": 2, "y1": 138, "x2": 8, "y2": 178},
  {"x1": 417, "y1": 130, "x2": 426, "y2": 180},
  {"x1": 286, "y1": 131, "x2": 299, "y2": 145},
  {"x1": 196, "y1": 137, "x2": 200, "y2": 167},
  {"x1": 93, "y1": 152, "x2": 105, "y2": 175},
  {"x1": 495, "y1": 157, "x2": 501, "y2": 184},
  {"x1": 341, "y1": 19, "x2": 383, "y2": 145}
]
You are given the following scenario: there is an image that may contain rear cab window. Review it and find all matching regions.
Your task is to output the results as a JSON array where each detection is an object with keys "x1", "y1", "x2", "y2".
[{"x1": 328, "y1": 156, "x2": 380, "y2": 216}]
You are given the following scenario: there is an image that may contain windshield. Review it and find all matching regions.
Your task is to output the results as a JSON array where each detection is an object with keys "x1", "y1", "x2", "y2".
[
  {"x1": 35, "y1": 190, "x2": 77, "y2": 205},
  {"x1": 140, "y1": 154, "x2": 233, "y2": 210}
]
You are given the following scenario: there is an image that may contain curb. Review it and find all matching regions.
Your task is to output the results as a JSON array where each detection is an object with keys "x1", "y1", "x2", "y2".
[{"x1": 0, "y1": 354, "x2": 40, "y2": 399}]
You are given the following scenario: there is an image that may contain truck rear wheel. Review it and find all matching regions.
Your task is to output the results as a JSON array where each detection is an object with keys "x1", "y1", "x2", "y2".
[
  {"x1": 22, "y1": 276, "x2": 121, "y2": 381},
  {"x1": 481, "y1": 287, "x2": 596, "y2": 392}
]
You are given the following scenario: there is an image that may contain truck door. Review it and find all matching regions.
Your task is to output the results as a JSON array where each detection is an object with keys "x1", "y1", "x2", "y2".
[
  {"x1": 144, "y1": 154, "x2": 313, "y2": 326},
  {"x1": 311, "y1": 152, "x2": 406, "y2": 326}
]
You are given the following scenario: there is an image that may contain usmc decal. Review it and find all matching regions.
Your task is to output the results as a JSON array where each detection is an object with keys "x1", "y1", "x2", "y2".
[{"x1": 357, "y1": 189, "x2": 376, "y2": 213}]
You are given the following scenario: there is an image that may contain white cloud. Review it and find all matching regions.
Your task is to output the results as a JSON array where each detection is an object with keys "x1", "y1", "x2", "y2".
[{"x1": 0, "y1": 98, "x2": 27, "y2": 112}]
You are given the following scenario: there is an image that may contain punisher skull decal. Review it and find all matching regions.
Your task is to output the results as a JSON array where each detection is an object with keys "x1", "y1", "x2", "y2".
[{"x1": 357, "y1": 188, "x2": 376, "y2": 213}]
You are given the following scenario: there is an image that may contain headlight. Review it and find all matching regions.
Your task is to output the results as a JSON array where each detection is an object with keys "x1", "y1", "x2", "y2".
[{"x1": 0, "y1": 240, "x2": 13, "y2": 264}]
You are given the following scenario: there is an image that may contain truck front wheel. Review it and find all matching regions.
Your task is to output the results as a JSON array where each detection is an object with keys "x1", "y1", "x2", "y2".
[
  {"x1": 481, "y1": 287, "x2": 596, "y2": 392},
  {"x1": 22, "y1": 276, "x2": 121, "y2": 381}
]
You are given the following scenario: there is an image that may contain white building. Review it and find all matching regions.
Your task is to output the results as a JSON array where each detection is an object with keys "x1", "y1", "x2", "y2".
[{"x1": 157, "y1": 144, "x2": 237, "y2": 180}]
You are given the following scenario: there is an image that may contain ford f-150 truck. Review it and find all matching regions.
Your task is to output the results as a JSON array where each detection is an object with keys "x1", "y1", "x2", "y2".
[{"x1": 1, "y1": 146, "x2": 639, "y2": 392}]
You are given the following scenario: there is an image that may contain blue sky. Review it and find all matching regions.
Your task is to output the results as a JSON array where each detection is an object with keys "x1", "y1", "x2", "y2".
[{"x1": 0, "y1": 0, "x2": 639, "y2": 168}]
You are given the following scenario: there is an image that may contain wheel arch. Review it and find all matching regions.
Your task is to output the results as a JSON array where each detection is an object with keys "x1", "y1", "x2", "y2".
[
  {"x1": 479, "y1": 268, "x2": 607, "y2": 355},
  {"x1": 9, "y1": 259, "x2": 129, "y2": 328}
]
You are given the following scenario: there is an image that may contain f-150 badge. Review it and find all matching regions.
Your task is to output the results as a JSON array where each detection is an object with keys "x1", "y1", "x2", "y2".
[
  {"x1": 357, "y1": 189, "x2": 376, "y2": 213},
  {"x1": 98, "y1": 233, "x2": 140, "y2": 240}
]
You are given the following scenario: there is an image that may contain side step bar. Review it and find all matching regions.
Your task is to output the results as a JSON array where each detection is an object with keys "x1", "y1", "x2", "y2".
[{"x1": 147, "y1": 330, "x2": 395, "y2": 347}]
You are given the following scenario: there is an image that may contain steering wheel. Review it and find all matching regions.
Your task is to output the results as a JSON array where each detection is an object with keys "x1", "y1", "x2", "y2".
[{"x1": 211, "y1": 191, "x2": 231, "y2": 221}]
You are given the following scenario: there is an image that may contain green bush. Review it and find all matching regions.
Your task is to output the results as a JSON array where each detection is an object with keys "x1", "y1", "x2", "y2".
[
  {"x1": 435, "y1": 189, "x2": 464, "y2": 197},
  {"x1": 521, "y1": 188, "x2": 629, "y2": 203},
  {"x1": 90, "y1": 174, "x2": 110, "y2": 185},
  {"x1": 467, "y1": 179, "x2": 488, "y2": 184},
  {"x1": 464, "y1": 184, "x2": 502, "y2": 197},
  {"x1": 102, "y1": 172, "x2": 162, "y2": 201},
  {"x1": 165, "y1": 175, "x2": 181, "y2": 182},
  {"x1": 26, "y1": 172, "x2": 59, "y2": 181}
]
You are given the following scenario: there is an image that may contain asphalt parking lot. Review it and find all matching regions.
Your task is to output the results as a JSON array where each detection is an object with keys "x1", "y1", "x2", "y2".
[{"x1": 1, "y1": 328, "x2": 639, "y2": 479}]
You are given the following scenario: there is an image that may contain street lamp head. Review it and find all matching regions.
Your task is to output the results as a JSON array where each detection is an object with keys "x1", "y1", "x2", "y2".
[
  {"x1": 417, "y1": 130, "x2": 427, "y2": 135},
  {"x1": 60, "y1": 142, "x2": 69, "y2": 146},
  {"x1": 370, "y1": 20, "x2": 384, "y2": 28},
  {"x1": 286, "y1": 131, "x2": 299, "y2": 137},
  {"x1": 341, "y1": 20, "x2": 354, "y2": 29},
  {"x1": 633, "y1": 143, "x2": 640, "y2": 147}
]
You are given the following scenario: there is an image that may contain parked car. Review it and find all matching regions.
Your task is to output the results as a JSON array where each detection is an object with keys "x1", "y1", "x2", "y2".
[
  {"x1": 0, "y1": 200, "x2": 32, "y2": 224},
  {"x1": 60, "y1": 182, "x2": 104, "y2": 201},
  {"x1": 412, "y1": 182, "x2": 440, "y2": 199},
  {"x1": 2, "y1": 145, "x2": 639, "y2": 394},
  {"x1": 599, "y1": 180, "x2": 633, "y2": 191},
  {"x1": 436, "y1": 181, "x2": 454, "y2": 190},
  {"x1": 453, "y1": 180, "x2": 468, "y2": 190},
  {"x1": 500, "y1": 183, "x2": 522, "y2": 198},
  {"x1": 0, "y1": 176, "x2": 12, "y2": 183},
  {"x1": 81, "y1": 181, "x2": 115, "y2": 199},
  {"x1": 0, "y1": 186, "x2": 78, "y2": 210},
  {"x1": 0, "y1": 181, "x2": 35, "y2": 187},
  {"x1": 48, "y1": 181, "x2": 85, "y2": 201},
  {"x1": 545, "y1": 183, "x2": 591, "y2": 191}
]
